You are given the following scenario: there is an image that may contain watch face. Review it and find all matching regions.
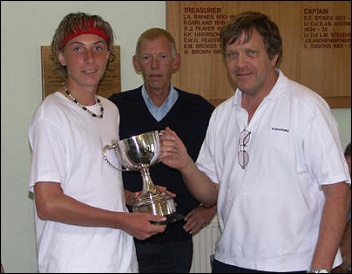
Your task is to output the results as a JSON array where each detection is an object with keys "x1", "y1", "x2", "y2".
[{"x1": 308, "y1": 269, "x2": 329, "y2": 273}]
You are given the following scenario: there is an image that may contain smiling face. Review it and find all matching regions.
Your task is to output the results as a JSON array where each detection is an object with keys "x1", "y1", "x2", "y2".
[
  {"x1": 224, "y1": 29, "x2": 279, "y2": 98},
  {"x1": 58, "y1": 34, "x2": 110, "y2": 91}
]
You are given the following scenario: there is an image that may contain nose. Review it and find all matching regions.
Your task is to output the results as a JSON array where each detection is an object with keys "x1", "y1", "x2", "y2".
[
  {"x1": 151, "y1": 56, "x2": 160, "y2": 68},
  {"x1": 236, "y1": 53, "x2": 247, "y2": 67},
  {"x1": 84, "y1": 49, "x2": 95, "y2": 63}
]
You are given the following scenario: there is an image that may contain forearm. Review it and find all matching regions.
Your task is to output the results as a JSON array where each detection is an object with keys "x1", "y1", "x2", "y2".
[
  {"x1": 180, "y1": 159, "x2": 218, "y2": 207},
  {"x1": 310, "y1": 183, "x2": 351, "y2": 271},
  {"x1": 339, "y1": 219, "x2": 351, "y2": 271},
  {"x1": 34, "y1": 182, "x2": 126, "y2": 229},
  {"x1": 159, "y1": 127, "x2": 219, "y2": 206},
  {"x1": 38, "y1": 193, "x2": 127, "y2": 228}
]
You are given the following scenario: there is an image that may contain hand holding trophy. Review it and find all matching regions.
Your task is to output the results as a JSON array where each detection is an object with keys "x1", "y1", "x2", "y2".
[{"x1": 103, "y1": 130, "x2": 183, "y2": 224}]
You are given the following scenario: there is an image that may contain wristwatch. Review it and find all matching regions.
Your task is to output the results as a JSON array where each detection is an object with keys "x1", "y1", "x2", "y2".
[{"x1": 307, "y1": 269, "x2": 329, "y2": 273}]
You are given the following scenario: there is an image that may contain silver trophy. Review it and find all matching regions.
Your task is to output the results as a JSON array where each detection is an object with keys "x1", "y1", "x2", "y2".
[{"x1": 103, "y1": 130, "x2": 183, "y2": 224}]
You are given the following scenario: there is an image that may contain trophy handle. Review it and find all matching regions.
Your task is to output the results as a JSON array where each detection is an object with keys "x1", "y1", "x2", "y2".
[
  {"x1": 102, "y1": 142, "x2": 125, "y2": 172},
  {"x1": 154, "y1": 130, "x2": 165, "y2": 164}
]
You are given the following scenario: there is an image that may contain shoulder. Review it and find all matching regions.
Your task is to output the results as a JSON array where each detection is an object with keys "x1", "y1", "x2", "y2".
[
  {"x1": 30, "y1": 92, "x2": 71, "y2": 131},
  {"x1": 284, "y1": 78, "x2": 330, "y2": 112},
  {"x1": 99, "y1": 96, "x2": 118, "y2": 111},
  {"x1": 175, "y1": 88, "x2": 215, "y2": 110},
  {"x1": 108, "y1": 87, "x2": 142, "y2": 103},
  {"x1": 274, "y1": 71, "x2": 331, "y2": 113},
  {"x1": 33, "y1": 92, "x2": 66, "y2": 117}
]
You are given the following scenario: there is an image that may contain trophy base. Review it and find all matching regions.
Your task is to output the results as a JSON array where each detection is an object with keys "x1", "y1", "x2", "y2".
[
  {"x1": 150, "y1": 212, "x2": 184, "y2": 225},
  {"x1": 133, "y1": 193, "x2": 183, "y2": 224}
]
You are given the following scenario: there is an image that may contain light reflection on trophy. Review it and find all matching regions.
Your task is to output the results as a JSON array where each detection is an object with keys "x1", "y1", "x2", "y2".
[{"x1": 102, "y1": 130, "x2": 183, "y2": 224}]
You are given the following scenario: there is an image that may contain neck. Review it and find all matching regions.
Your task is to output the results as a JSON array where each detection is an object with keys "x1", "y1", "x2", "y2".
[
  {"x1": 146, "y1": 88, "x2": 170, "y2": 107},
  {"x1": 62, "y1": 83, "x2": 104, "y2": 119}
]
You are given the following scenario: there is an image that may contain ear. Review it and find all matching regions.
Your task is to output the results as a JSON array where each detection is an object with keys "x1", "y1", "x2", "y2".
[
  {"x1": 271, "y1": 53, "x2": 280, "y2": 66},
  {"x1": 132, "y1": 55, "x2": 141, "y2": 73},
  {"x1": 172, "y1": 53, "x2": 181, "y2": 72},
  {"x1": 58, "y1": 52, "x2": 67, "y2": 66}
]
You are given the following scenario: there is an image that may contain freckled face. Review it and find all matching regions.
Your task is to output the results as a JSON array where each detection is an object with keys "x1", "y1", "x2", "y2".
[{"x1": 59, "y1": 34, "x2": 110, "y2": 88}]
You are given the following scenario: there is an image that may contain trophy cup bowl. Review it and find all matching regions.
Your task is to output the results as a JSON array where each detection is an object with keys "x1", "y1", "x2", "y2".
[{"x1": 103, "y1": 130, "x2": 183, "y2": 224}]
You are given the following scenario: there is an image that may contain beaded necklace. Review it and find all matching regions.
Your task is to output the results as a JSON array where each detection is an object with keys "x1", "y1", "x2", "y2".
[{"x1": 63, "y1": 84, "x2": 104, "y2": 119}]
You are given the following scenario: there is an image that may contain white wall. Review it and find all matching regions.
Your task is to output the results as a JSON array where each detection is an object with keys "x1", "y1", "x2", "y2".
[{"x1": 1, "y1": 1, "x2": 350, "y2": 273}]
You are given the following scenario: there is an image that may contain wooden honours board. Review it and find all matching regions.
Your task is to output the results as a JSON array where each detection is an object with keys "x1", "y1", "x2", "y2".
[{"x1": 167, "y1": 1, "x2": 351, "y2": 108}]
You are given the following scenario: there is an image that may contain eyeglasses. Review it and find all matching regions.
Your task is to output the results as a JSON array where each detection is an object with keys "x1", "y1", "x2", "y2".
[{"x1": 238, "y1": 129, "x2": 251, "y2": 169}]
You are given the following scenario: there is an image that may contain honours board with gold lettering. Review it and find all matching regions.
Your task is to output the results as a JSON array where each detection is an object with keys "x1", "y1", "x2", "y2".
[{"x1": 167, "y1": 1, "x2": 351, "y2": 108}]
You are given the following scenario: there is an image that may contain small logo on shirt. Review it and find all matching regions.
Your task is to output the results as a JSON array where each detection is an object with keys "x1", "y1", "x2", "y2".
[{"x1": 271, "y1": 127, "x2": 289, "y2": 132}]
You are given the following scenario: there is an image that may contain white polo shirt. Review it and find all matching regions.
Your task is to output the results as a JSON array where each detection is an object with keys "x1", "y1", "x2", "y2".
[{"x1": 196, "y1": 70, "x2": 351, "y2": 272}]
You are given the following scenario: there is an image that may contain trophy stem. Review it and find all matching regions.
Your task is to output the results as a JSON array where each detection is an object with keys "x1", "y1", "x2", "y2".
[
  {"x1": 140, "y1": 168, "x2": 162, "y2": 197},
  {"x1": 133, "y1": 167, "x2": 179, "y2": 220}
]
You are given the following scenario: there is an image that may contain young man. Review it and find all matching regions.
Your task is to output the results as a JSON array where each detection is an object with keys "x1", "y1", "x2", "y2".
[{"x1": 29, "y1": 13, "x2": 166, "y2": 273}]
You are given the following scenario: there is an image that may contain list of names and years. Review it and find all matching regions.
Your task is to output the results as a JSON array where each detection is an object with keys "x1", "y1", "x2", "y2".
[
  {"x1": 182, "y1": 6, "x2": 226, "y2": 55},
  {"x1": 303, "y1": 7, "x2": 351, "y2": 49},
  {"x1": 181, "y1": 6, "x2": 351, "y2": 55}
]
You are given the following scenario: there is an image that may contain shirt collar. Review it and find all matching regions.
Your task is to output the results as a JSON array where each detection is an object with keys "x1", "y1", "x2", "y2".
[
  {"x1": 233, "y1": 69, "x2": 285, "y2": 108},
  {"x1": 141, "y1": 84, "x2": 179, "y2": 121}
]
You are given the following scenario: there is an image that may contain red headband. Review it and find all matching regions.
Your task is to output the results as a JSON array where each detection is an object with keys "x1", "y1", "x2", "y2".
[{"x1": 59, "y1": 19, "x2": 109, "y2": 50}]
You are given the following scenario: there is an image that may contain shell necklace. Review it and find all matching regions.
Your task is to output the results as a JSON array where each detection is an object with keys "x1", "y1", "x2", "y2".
[{"x1": 63, "y1": 83, "x2": 104, "y2": 119}]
